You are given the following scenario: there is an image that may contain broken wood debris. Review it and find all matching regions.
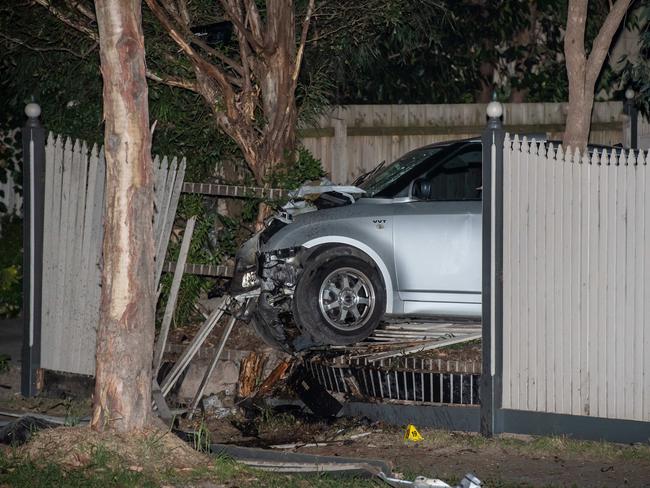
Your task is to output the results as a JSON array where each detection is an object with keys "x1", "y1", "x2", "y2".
[
  {"x1": 238, "y1": 351, "x2": 267, "y2": 398},
  {"x1": 253, "y1": 358, "x2": 293, "y2": 398},
  {"x1": 153, "y1": 216, "x2": 196, "y2": 376},
  {"x1": 310, "y1": 319, "x2": 481, "y2": 362}
]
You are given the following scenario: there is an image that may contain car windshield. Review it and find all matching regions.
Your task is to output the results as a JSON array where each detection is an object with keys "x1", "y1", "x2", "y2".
[{"x1": 359, "y1": 147, "x2": 443, "y2": 197}]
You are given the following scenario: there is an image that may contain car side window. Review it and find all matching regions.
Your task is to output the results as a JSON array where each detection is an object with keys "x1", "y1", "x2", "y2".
[{"x1": 425, "y1": 147, "x2": 482, "y2": 201}]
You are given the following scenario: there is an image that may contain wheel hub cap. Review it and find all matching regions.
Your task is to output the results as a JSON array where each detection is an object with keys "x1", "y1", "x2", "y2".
[{"x1": 318, "y1": 267, "x2": 376, "y2": 331}]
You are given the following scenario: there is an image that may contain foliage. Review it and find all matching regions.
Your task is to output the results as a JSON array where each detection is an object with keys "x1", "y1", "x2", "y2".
[
  {"x1": 156, "y1": 145, "x2": 325, "y2": 327},
  {"x1": 0, "y1": 214, "x2": 22, "y2": 318},
  {"x1": 0, "y1": 353, "x2": 10, "y2": 374},
  {"x1": 305, "y1": 0, "x2": 624, "y2": 104},
  {"x1": 618, "y1": 5, "x2": 650, "y2": 117},
  {"x1": 270, "y1": 146, "x2": 326, "y2": 190}
]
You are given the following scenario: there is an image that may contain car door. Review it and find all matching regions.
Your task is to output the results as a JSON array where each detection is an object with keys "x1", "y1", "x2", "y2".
[{"x1": 393, "y1": 143, "x2": 482, "y2": 316}]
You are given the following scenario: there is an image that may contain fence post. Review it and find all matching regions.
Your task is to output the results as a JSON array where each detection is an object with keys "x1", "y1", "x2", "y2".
[
  {"x1": 624, "y1": 88, "x2": 638, "y2": 150},
  {"x1": 21, "y1": 102, "x2": 45, "y2": 397},
  {"x1": 332, "y1": 109, "x2": 348, "y2": 183},
  {"x1": 480, "y1": 99, "x2": 505, "y2": 437}
]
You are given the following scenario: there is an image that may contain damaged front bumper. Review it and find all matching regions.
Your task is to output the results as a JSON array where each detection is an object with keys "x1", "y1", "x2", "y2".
[
  {"x1": 230, "y1": 220, "x2": 304, "y2": 320},
  {"x1": 230, "y1": 227, "x2": 318, "y2": 350}
]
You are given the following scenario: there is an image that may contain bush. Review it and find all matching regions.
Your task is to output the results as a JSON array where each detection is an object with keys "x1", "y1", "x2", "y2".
[{"x1": 0, "y1": 214, "x2": 22, "y2": 318}]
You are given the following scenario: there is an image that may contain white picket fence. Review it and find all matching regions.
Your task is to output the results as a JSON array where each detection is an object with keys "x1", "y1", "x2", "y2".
[
  {"x1": 501, "y1": 135, "x2": 650, "y2": 422},
  {"x1": 41, "y1": 134, "x2": 185, "y2": 375}
]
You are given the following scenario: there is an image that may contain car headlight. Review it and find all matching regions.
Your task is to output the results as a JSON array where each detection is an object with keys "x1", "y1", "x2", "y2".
[{"x1": 242, "y1": 270, "x2": 258, "y2": 288}]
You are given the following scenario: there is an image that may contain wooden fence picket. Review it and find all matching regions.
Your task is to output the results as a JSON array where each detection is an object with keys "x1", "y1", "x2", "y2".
[{"x1": 40, "y1": 136, "x2": 186, "y2": 375}]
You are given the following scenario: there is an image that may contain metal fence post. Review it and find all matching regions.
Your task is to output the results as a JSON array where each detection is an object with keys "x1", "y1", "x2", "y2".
[
  {"x1": 21, "y1": 102, "x2": 45, "y2": 396},
  {"x1": 624, "y1": 88, "x2": 638, "y2": 150},
  {"x1": 480, "y1": 98, "x2": 505, "y2": 437}
]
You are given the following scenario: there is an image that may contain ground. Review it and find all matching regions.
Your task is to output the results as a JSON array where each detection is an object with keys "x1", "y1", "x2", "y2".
[
  {"x1": 2, "y1": 411, "x2": 650, "y2": 487},
  {"x1": 2, "y1": 319, "x2": 650, "y2": 487},
  {"x1": 179, "y1": 406, "x2": 650, "y2": 488}
]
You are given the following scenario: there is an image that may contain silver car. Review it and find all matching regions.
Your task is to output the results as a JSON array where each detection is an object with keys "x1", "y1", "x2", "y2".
[{"x1": 232, "y1": 139, "x2": 483, "y2": 351}]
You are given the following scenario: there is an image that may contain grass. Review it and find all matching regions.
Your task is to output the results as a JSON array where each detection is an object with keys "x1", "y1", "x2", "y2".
[
  {"x1": 0, "y1": 448, "x2": 378, "y2": 488},
  {"x1": 0, "y1": 354, "x2": 10, "y2": 374},
  {"x1": 416, "y1": 428, "x2": 650, "y2": 462}
]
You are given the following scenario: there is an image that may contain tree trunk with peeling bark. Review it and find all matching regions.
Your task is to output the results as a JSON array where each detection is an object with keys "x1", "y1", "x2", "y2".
[
  {"x1": 91, "y1": 0, "x2": 155, "y2": 432},
  {"x1": 563, "y1": 0, "x2": 632, "y2": 151}
]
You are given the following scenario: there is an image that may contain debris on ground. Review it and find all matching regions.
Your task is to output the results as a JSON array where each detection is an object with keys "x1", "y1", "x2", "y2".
[
  {"x1": 212, "y1": 442, "x2": 390, "y2": 476},
  {"x1": 378, "y1": 471, "x2": 482, "y2": 488},
  {"x1": 0, "y1": 415, "x2": 58, "y2": 445},
  {"x1": 287, "y1": 364, "x2": 342, "y2": 417}
]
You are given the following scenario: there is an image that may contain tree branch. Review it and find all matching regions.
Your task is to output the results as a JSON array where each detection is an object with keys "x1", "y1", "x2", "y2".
[
  {"x1": 32, "y1": 0, "x2": 99, "y2": 41},
  {"x1": 220, "y1": 0, "x2": 265, "y2": 52},
  {"x1": 585, "y1": 0, "x2": 632, "y2": 85},
  {"x1": 64, "y1": 0, "x2": 96, "y2": 21},
  {"x1": 292, "y1": 0, "x2": 315, "y2": 83},
  {"x1": 144, "y1": 0, "x2": 237, "y2": 115},
  {"x1": 243, "y1": 0, "x2": 264, "y2": 42},
  {"x1": 0, "y1": 31, "x2": 96, "y2": 58},
  {"x1": 145, "y1": 69, "x2": 197, "y2": 91},
  {"x1": 156, "y1": 0, "x2": 244, "y2": 76}
]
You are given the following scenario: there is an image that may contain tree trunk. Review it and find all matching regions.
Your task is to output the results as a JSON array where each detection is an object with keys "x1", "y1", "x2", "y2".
[
  {"x1": 91, "y1": 0, "x2": 155, "y2": 433},
  {"x1": 563, "y1": 0, "x2": 632, "y2": 151}
]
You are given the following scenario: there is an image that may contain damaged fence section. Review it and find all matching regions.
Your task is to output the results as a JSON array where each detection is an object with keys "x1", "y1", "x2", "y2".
[{"x1": 306, "y1": 357, "x2": 480, "y2": 406}]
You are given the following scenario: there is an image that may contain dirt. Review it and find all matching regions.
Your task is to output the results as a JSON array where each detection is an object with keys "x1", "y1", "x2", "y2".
[
  {"x1": 167, "y1": 319, "x2": 267, "y2": 353},
  {"x1": 197, "y1": 407, "x2": 650, "y2": 488},
  {"x1": 16, "y1": 425, "x2": 210, "y2": 473},
  {"x1": 302, "y1": 430, "x2": 650, "y2": 487}
]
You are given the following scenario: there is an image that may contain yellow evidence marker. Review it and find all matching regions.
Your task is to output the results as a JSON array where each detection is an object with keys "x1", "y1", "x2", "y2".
[{"x1": 404, "y1": 424, "x2": 424, "y2": 442}]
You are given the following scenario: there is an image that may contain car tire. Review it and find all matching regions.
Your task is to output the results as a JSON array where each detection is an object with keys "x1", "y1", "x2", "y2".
[
  {"x1": 249, "y1": 292, "x2": 290, "y2": 351},
  {"x1": 292, "y1": 246, "x2": 385, "y2": 345}
]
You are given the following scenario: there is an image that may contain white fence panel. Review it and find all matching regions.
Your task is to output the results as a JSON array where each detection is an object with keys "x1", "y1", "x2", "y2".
[
  {"x1": 41, "y1": 134, "x2": 185, "y2": 375},
  {"x1": 502, "y1": 135, "x2": 650, "y2": 422}
]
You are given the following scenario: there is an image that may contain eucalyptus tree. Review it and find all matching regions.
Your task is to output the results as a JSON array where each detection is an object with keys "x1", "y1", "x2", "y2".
[
  {"x1": 93, "y1": 0, "x2": 155, "y2": 432},
  {"x1": 563, "y1": 0, "x2": 634, "y2": 150}
]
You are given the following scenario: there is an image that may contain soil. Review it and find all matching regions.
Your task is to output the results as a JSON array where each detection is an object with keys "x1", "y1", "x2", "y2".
[
  {"x1": 16, "y1": 425, "x2": 210, "y2": 473},
  {"x1": 302, "y1": 429, "x2": 650, "y2": 487},
  {"x1": 196, "y1": 407, "x2": 650, "y2": 488},
  {"x1": 167, "y1": 319, "x2": 266, "y2": 353}
]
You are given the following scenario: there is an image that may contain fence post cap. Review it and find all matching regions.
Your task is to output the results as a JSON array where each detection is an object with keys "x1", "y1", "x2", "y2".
[
  {"x1": 625, "y1": 88, "x2": 635, "y2": 100},
  {"x1": 25, "y1": 102, "x2": 41, "y2": 119},
  {"x1": 486, "y1": 100, "x2": 503, "y2": 119}
]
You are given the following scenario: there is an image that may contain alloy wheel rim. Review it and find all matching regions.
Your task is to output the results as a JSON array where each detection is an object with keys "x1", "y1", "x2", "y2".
[{"x1": 318, "y1": 267, "x2": 375, "y2": 331}]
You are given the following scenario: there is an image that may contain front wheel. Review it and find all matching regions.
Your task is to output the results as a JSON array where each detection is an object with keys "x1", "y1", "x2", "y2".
[{"x1": 293, "y1": 246, "x2": 386, "y2": 345}]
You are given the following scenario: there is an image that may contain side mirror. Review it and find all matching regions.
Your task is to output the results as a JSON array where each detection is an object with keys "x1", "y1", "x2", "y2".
[{"x1": 411, "y1": 178, "x2": 432, "y2": 200}]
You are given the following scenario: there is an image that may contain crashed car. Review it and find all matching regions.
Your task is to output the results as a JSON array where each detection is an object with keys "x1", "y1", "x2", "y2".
[{"x1": 232, "y1": 139, "x2": 483, "y2": 351}]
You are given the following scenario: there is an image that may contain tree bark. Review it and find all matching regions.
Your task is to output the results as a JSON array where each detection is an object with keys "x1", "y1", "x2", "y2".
[
  {"x1": 563, "y1": 0, "x2": 632, "y2": 151},
  {"x1": 91, "y1": 0, "x2": 155, "y2": 433}
]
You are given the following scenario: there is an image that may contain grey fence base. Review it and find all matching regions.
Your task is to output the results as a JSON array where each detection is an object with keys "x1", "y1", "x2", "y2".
[
  {"x1": 341, "y1": 402, "x2": 480, "y2": 432},
  {"x1": 498, "y1": 409, "x2": 650, "y2": 444}
]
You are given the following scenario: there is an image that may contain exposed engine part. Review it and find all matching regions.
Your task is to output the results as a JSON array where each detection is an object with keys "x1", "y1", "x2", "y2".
[{"x1": 258, "y1": 247, "x2": 302, "y2": 294}]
